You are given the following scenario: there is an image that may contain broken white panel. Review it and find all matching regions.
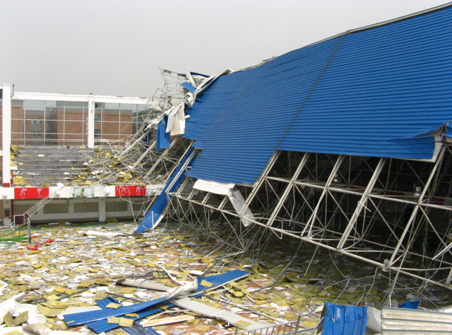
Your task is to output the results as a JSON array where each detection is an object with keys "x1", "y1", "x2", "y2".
[
  {"x1": 93, "y1": 184, "x2": 106, "y2": 197},
  {"x1": 173, "y1": 297, "x2": 270, "y2": 331},
  {"x1": 228, "y1": 189, "x2": 255, "y2": 227},
  {"x1": 146, "y1": 184, "x2": 164, "y2": 196},
  {"x1": 1, "y1": 187, "x2": 15, "y2": 199},
  {"x1": 49, "y1": 186, "x2": 73, "y2": 198},
  {"x1": 141, "y1": 315, "x2": 194, "y2": 327},
  {"x1": 120, "y1": 279, "x2": 171, "y2": 292},
  {"x1": 194, "y1": 180, "x2": 255, "y2": 226},
  {"x1": 165, "y1": 103, "x2": 186, "y2": 136},
  {"x1": 13, "y1": 302, "x2": 46, "y2": 324},
  {"x1": 104, "y1": 185, "x2": 116, "y2": 197},
  {"x1": 158, "y1": 265, "x2": 198, "y2": 298},
  {"x1": 194, "y1": 179, "x2": 235, "y2": 195},
  {"x1": 0, "y1": 297, "x2": 17, "y2": 324},
  {"x1": 366, "y1": 306, "x2": 381, "y2": 334}
]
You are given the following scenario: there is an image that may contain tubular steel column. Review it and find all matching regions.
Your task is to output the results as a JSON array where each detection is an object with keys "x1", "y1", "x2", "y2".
[
  {"x1": 2, "y1": 85, "x2": 12, "y2": 188},
  {"x1": 87, "y1": 95, "x2": 95, "y2": 148},
  {"x1": 302, "y1": 155, "x2": 345, "y2": 238},
  {"x1": 266, "y1": 153, "x2": 310, "y2": 227},
  {"x1": 337, "y1": 157, "x2": 386, "y2": 250},
  {"x1": 387, "y1": 145, "x2": 446, "y2": 267}
]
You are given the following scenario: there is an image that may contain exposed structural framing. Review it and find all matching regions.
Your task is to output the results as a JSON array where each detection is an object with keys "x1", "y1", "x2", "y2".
[{"x1": 167, "y1": 143, "x2": 452, "y2": 292}]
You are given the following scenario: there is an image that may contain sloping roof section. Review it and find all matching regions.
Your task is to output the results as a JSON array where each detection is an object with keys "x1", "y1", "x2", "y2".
[
  {"x1": 280, "y1": 5, "x2": 452, "y2": 158},
  {"x1": 184, "y1": 4, "x2": 452, "y2": 185},
  {"x1": 185, "y1": 37, "x2": 343, "y2": 184}
]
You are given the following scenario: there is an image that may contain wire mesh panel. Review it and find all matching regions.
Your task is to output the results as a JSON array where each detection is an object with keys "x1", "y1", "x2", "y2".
[{"x1": 233, "y1": 317, "x2": 303, "y2": 335}]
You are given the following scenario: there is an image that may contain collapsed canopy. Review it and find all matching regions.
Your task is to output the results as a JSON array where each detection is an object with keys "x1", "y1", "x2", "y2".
[{"x1": 184, "y1": 4, "x2": 452, "y2": 185}]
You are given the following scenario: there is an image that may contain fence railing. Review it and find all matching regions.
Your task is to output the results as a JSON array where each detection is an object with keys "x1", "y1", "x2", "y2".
[{"x1": 233, "y1": 316, "x2": 317, "y2": 335}]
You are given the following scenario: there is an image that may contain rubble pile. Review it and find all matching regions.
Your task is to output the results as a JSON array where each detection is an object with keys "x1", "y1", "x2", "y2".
[
  {"x1": 0, "y1": 221, "x2": 449, "y2": 334},
  {"x1": 72, "y1": 145, "x2": 147, "y2": 186}
]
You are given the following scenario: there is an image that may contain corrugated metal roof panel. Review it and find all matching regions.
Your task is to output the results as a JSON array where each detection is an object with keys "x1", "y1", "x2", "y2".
[
  {"x1": 64, "y1": 295, "x2": 170, "y2": 327},
  {"x1": 134, "y1": 147, "x2": 198, "y2": 234},
  {"x1": 183, "y1": 4, "x2": 452, "y2": 185},
  {"x1": 323, "y1": 302, "x2": 367, "y2": 335},
  {"x1": 85, "y1": 297, "x2": 153, "y2": 333},
  {"x1": 123, "y1": 325, "x2": 161, "y2": 335},
  {"x1": 186, "y1": 37, "x2": 343, "y2": 185},
  {"x1": 64, "y1": 269, "x2": 248, "y2": 327},
  {"x1": 279, "y1": 6, "x2": 452, "y2": 159},
  {"x1": 86, "y1": 306, "x2": 165, "y2": 333},
  {"x1": 180, "y1": 81, "x2": 196, "y2": 93}
]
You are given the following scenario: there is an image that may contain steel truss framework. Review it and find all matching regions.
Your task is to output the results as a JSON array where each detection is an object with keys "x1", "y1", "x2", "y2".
[{"x1": 167, "y1": 142, "x2": 452, "y2": 293}]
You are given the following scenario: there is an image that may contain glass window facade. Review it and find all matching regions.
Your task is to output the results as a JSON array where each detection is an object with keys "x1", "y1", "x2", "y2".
[
  {"x1": 6, "y1": 96, "x2": 146, "y2": 146},
  {"x1": 11, "y1": 100, "x2": 88, "y2": 146},
  {"x1": 94, "y1": 102, "x2": 142, "y2": 144}
]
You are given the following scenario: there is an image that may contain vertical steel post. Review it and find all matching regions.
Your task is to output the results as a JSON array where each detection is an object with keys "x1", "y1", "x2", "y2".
[
  {"x1": 2, "y1": 85, "x2": 12, "y2": 187},
  {"x1": 87, "y1": 95, "x2": 95, "y2": 148},
  {"x1": 337, "y1": 157, "x2": 386, "y2": 250},
  {"x1": 266, "y1": 153, "x2": 310, "y2": 227},
  {"x1": 387, "y1": 145, "x2": 446, "y2": 266},
  {"x1": 302, "y1": 155, "x2": 344, "y2": 237}
]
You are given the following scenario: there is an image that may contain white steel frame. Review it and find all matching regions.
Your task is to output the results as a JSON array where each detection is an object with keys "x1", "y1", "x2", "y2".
[{"x1": 168, "y1": 142, "x2": 452, "y2": 293}]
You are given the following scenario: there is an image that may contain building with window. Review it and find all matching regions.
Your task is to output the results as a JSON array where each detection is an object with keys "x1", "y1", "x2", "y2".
[{"x1": 0, "y1": 85, "x2": 155, "y2": 225}]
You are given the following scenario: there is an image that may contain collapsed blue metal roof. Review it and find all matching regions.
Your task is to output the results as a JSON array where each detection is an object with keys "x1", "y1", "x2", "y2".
[
  {"x1": 323, "y1": 301, "x2": 367, "y2": 335},
  {"x1": 64, "y1": 269, "x2": 248, "y2": 327},
  {"x1": 184, "y1": 4, "x2": 452, "y2": 185}
]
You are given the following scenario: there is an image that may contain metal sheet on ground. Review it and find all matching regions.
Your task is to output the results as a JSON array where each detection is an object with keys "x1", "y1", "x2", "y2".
[{"x1": 174, "y1": 296, "x2": 270, "y2": 331}]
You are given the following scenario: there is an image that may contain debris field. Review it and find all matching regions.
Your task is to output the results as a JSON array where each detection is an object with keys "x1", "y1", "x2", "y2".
[{"x1": 1, "y1": 220, "x2": 450, "y2": 334}]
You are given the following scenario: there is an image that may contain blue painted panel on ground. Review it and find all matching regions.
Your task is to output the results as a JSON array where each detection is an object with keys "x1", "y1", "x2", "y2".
[
  {"x1": 64, "y1": 269, "x2": 248, "y2": 327},
  {"x1": 323, "y1": 301, "x2": 367, "y2": 335},
  {"x1": 134, "y1": 147, "x2": 198, "y2": 233}
]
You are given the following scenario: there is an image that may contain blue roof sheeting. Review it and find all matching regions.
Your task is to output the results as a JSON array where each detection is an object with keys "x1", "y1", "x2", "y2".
[
  {"x1": 89, "y1": 297, "x2": 174, "y2": 333},
  {"x1": 87, "y1": 304, "x2": 166, "y2": 333},
  {"x1": 64, "y1": 295, "x2": 170, "y2": 327},
  {"x1": 64, "y1": 269, "x2": 249, "y2": 327},
  {"x1": 156, "y1": 117, "x2": 171, "y2": 152},
  {"x1": 186, "y1": 37, "x2": 343, "y2": 184},
  {"x1": 181, "y1": 81, "x2": 197, "y2": 93},
  {"x1": 134, "y1": 147, "x2": 198, "y2": 234},
  {"x1": 124, "y1": 325, "x2": 161, "y2": 335},
  {"x1": 280, "y1": 6, "x2": 452, "y2": 159},
  {"x1": 183, "y1": 4, "x2": 452, "y2": 185},
  {"x1": 323, "y1": 301, "x2": 367, "y2": 335}
]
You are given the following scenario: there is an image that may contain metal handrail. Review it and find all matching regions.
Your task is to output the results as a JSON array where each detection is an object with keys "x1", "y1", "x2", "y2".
[
  {"x1": 11, "y1": 185, "x2": 65, "y2": 243},
  {"x1": 233, "y1": 316, "x2": 307, "y2": 335}
]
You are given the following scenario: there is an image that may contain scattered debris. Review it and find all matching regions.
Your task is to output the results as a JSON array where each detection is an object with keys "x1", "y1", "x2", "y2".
[
  {"x1": 1, "y1": 220, "x2": 451, "y2": 334},
  {"x1": 173, "y1": 296, "x2": 270, "y2": 331}
]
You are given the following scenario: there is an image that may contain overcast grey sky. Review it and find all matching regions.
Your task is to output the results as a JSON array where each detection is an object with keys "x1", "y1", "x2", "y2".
[{"x1": 0, "y1": 0, "x2": 448, "y2": 97}]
